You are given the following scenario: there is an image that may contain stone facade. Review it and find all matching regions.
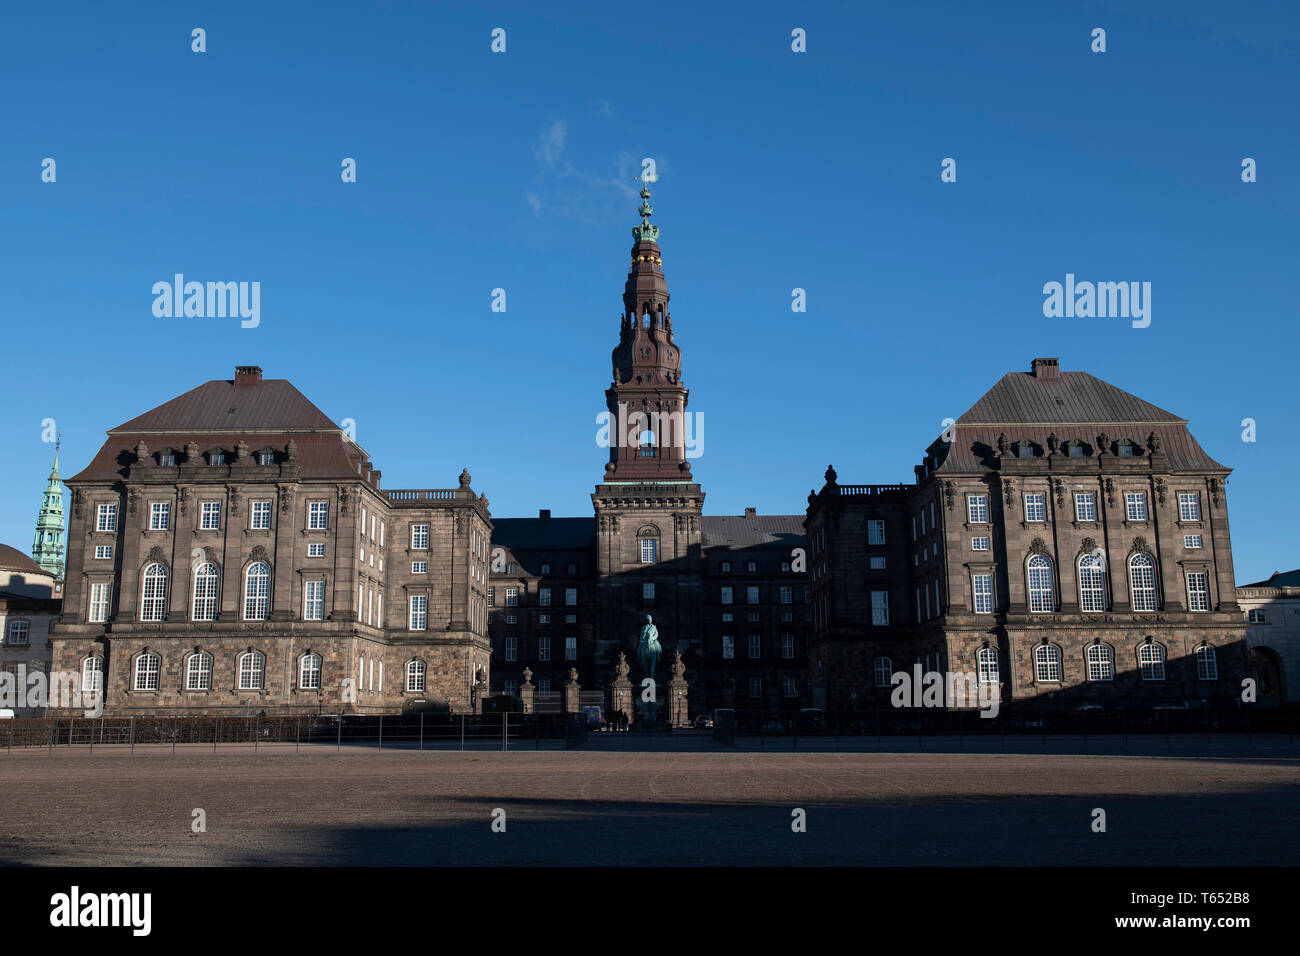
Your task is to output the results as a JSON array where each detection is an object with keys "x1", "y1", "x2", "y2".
[
  {"x1": 808, "y1": 357, "x2": 1250, "y2": 713},
  {"x1": 1237, "y1": 571, "x2": 1300, "y2": 706},
  {"x1": 50, "y1": 366, "x2": 490, "y2": 716}
]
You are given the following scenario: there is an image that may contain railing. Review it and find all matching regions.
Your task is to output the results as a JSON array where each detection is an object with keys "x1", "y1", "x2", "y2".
[
  {"x1": 836, "y1": 484, "x2": 910, "y2": 496},
  {"x1": 384, "y1": 489, "x2": 459, "y2": 501}
]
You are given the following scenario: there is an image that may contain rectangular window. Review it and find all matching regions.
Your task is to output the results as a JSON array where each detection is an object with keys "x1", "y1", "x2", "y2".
[
  {"x1": 251, "y1": 500, "x2": 272, "y2": 530},
  {"x1": 565, "y1": 637, "x2": 577, "y2": 660},
  {"x1": 1178, "y1": 492, "x2": 1201, "y2": 522},
  {"x1": 411, "y1": 561, "x2": 427, "y2": 573},
  {"x1": 488, "y1": 587, "x2": 495, "y2": 606},
  {"x1": 782, "y1": 634, "x2": 794, "y2": 659},
  {"x1": 720, "y1": 586, "x2": 733, "y2": 605},
  {"x1": 1024, "y1": 493, "x2": 1046, "y2": 522},
  {"x1": 565, "y1": 587, "x2": 577, "y2": 606},
  {"x1": 870, "y1": 590, "x2": 889, "y2": 626},
  {"x1": 505, "y1": 587, "x2": 519, "y2": 607},
  {"x1": 94, "y1": 545, "x2": 113, "y2": 560},
  {"x1": 1184, "y1": 534, "x2": 1203, "y2": 549},
  {"x1": 406, "y1": 594, "x2": 427, "y2": 630},
  {"x1": 304, "y1": 580, "x2": 325, "y2": 621},
  {"x1": 783, "y1": 676, "x2": 797, "y2": 697},
  {"x1": 971, "y1": 536, "x2": 990, "y2": 551},
  {"x1": 748, "y1": 635, "x2": 761, "y2": 659},
  {"x1": 1248, "y1": 609, "x2": 1266, "y2": 624},
  {"x1": 1074, "y1": 493, "x2": 1097, "y2": 522},
  {"x1": 973, "y1": 573, "x2": 994, "y2": 614},
  {"x1": 722, "y1": 635, "x2": 734, "y2": 659},
  {"x1": 869, "y1": 556, "x2": 886, "y2": 570},
  {"x1": 149, "y1": 501, "x2": 171, "y2": 531},
  {"x1": 643, "y1": 582, "x2": 655, "y2": 602},
  {"x1": 200, "y1": 501, "x2": 221, "y2": 530},
  {"x1": 967, "y1": 494, "x2": 989, "y2": 524},
  {"x1": 505, "y1": 637, "x2": 517, "y2": 661},
  {"x1": 308, "y1": 543, "x2": 326, "y2": 557},
  {"x1": 539, "y1": 613, "x2": 550, "y2": 624},
  {"x1": 640, "y1": 538, "x2": 657, "y2": 563},
  {"x1": 411, "y1": 524, "x2": 429, "y2": 550},
  {"x1": 308, "y1": 501, "x2": 329, "y2": 530},
  {"x1": 565, "y1": 613, "x2": 576, "y2": 624},
  {"x1": 539, "y1": 636, "x2": 551, "y2": 661},
  {"x1": 1125, "y1": 493, "x2": 1148, "y2": 522},
  {"x1": 746, "y1": 586, "x2": 759, "y2": 604},
  {"x1": 867, "y1": 520, "x2": 886, "y2": 545},
  {"x1": 96, "y1": 503, "x2": 117, "y2": 532},
  {"x1": 1187, "y1": 572, "x2": 1211, "y2": 612},
  {"x1": 779, "y1": 586, "x2": 792, "y2": 605},
  {"x1": 539, "y1": 587, "x2": 551, "y2": 606},
  {"x1": 749, "y1": 678, "x2": 762, "y2": 698},
  {"x1": 89, "y1": 582, "x2": 112, "y2": 623}
]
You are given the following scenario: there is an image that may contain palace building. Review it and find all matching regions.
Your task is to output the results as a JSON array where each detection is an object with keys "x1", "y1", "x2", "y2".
[
  {"x1": 47, "y1": 193, "x2": 1248, "y2": 719},
  {"x1": 806, "y1": 357, "x2": 1250, "y2": 712}
]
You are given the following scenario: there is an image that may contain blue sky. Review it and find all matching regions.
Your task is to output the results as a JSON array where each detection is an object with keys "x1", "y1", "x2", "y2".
[{"x1": 1, "y1": 0, "x2": 1296, "y2": 583}]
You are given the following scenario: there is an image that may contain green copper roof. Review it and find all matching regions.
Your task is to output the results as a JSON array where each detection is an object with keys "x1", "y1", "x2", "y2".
[
  {"x1": 631, "y1": 183, "x2": 659, "y2": 243},
  {"x1": 32, "y1": 438, "x2": 65, "y2": 579}
]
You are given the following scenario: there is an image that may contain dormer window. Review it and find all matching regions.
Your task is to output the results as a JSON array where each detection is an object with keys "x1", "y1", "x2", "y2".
[
  {"x1": 209, "y1": 449, "x2": 226, "y2": 466},
  {"x1": 257, "y1": 447, "x2": 276, "y2": 466},
  {"x1": 158, "y1": 449, "x2": 176, "y2": 466},
  {"x1": 1017, "y1": 442, "x2": 1035, "y2": 458},
  {"x1": 1067, "y1": 441, "x2": 1085, "y2": 458},
  {"x1": 1118, "y1": 441, "x2": 1136, "y2": 457}
]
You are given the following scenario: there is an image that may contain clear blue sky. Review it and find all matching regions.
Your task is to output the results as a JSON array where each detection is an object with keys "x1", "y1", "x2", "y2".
[{"x1": 1, "y1": 0, "x2": 1296, "y2": 583}]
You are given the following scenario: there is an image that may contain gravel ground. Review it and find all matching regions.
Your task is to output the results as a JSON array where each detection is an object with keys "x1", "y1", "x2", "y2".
[{"x1": 2, "y1": 748, "x2": 1296, "y2": 866}]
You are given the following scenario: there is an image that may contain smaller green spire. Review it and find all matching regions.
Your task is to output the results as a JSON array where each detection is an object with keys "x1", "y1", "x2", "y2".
[{"x1": 32, "y1": 436, "x2": 65, "y2": 580}]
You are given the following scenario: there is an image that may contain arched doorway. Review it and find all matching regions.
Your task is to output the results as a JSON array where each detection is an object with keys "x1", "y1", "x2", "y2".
[{"x1": 1249, "y1": 646, "x2": 1285, "y2": 706}]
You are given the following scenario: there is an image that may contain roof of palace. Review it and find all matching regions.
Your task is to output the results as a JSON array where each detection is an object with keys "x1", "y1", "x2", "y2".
[{"x1": 109, "y1": 377, "x2": 338, "y2": 434}]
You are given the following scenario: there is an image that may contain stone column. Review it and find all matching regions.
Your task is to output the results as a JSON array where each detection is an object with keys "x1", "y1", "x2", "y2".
[
  {"x1": 610, "y1": 651, "x2": 634, "y2": 726},
  {"x1": 564, "y1": 668, "x2": 581, "y2": 714},
  {"x1": 667, "y1": 651, "x2": 689, "y2": 728},
  {"x1": 519, "y1": 666, "x2": 535, "y2": 715}
]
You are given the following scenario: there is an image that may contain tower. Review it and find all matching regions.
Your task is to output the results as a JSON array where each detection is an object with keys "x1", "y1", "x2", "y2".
[
  {"x1": 32, "y1": 437, "x2": 65, "y2": 580},
  {"x1": 593, "y1": 185, "x2": 705, "y2": 682}
]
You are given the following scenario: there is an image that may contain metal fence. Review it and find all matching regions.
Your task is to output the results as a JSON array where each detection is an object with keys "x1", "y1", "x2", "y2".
[
  {"x1": 1, "y1": 712, "x2": 590, "y2": 753},
  {"x1": 3, "y1": 705, "x2": 1295, "y2": 754}
]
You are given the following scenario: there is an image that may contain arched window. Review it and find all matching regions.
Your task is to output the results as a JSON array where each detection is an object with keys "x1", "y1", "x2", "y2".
[
  {"x1": 1196, "y1": 644, "x2": 1218, "y2": 681},
  {"x1": 1139, "y1": 642, "x2": 1165, "y2": 681},
  {"x1": 977, "y1": 646, "x2": 999, "y2": 684},
  {"x1": 300, "y1": 652, "x2": 322, "y2": 690},
  {"x1": 192, "y1": 562, "x2": 219, "y2": 621},
  {"x1": 186, "y1": 652, "x2": 213, "y2": 691},
  {"x1": 1129, "y1": 554, "x2": 1157, "y2": 611},
  {"x1": 134, "y1": 652, "x2": 161, "y2": 691},
  {"x1": 746, "y1": 561, "x2": 758, "y2": 573},
  {"x1": 874, "y1": 656, "x2": 893, "y2": 688},
  {"x1": 406, "y1": 659, "x2": 426, "y2": 693},
  {"x1": 1086, "y1": 643, "x2": 1113, "y2": 681},
  {"x1": 1077, "y1": 553, "x2": 1106, "y2": 612},
  {"x1": 1034, "y1": 644, "x2": 1062, "y2": 682},
  {"x1": 82, "y1": 656, "x2": 104, "y2": 696},
  {"x1": 140, "y1": 563, "x2": 168, "y2": 621},
  {"x1": 243, "y1": 562, "x2": 271, "y2": 620},
  {"x1": 238, "y1": 651, "x2": 266, "y2": 690},
  {"x1": 1027, "y1": 555, "x2": 1055, "y2": 612}
]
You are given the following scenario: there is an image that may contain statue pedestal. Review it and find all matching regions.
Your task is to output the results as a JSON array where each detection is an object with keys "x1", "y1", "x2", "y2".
[
  {"x1": 610, "y1": 677, "x2": 634, "y2": 727},
  {"x1": 668, "y1": 675, "x2": 689, "y2": 728}
]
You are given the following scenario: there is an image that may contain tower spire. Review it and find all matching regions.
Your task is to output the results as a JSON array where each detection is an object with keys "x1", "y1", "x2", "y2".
[
  {"x1": 602, "y1": 184, "x2": 693, "y2": 482},
  {"x1": 32, "y1": 436, "x2": 66, "y2": 580}
]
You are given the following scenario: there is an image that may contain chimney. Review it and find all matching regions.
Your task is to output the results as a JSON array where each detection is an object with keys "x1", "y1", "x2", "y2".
[
  {"x1": 744, "y1": 507, "x2": 757, "y2": 518},
  {"x1": 1030, "y1": 357, "x2": 1060, "y2": 379},
  {"x1": 539, "y1": 509, "x2": 551, "y2": 520},
  {"x1": 234, "y1": 365, "x2": 263, "y2": 385}
]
